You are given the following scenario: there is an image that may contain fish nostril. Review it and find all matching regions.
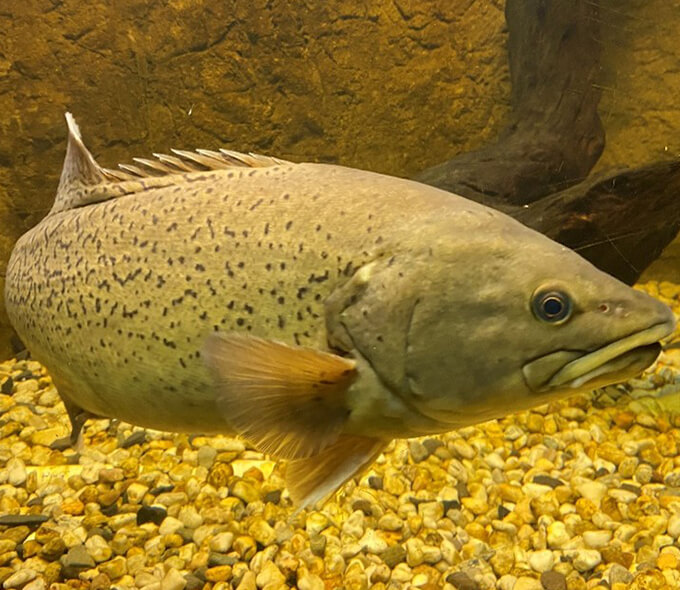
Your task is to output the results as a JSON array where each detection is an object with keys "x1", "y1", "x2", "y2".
[{"x1": 598, "y1": 303, "x2": 609, "y2": 313}]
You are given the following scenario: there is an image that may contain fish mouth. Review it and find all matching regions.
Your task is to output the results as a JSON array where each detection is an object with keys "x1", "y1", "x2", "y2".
[{"x1": 523, "y1": 322, "x2": 673, "y2": 393}]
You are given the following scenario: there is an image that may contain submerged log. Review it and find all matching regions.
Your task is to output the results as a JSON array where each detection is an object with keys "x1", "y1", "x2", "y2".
[
  {"x1": 415, "y1": 0, "x2": 680, "y2": 284},
  {"x1": 415, "y1": 0, "x2": 605, "y2": 206},
  {"x1": 513, "y1": 161, "x2": 680, "y2": 286}
]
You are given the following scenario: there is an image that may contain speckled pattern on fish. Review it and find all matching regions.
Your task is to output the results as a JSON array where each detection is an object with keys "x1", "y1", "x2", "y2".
[{"x1": 4, "y1": 114, "x2": 675, "y2": 508}]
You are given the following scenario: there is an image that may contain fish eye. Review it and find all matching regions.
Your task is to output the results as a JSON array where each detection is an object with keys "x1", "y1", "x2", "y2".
[{"x1": 532, "y1": 289, "x2": 572, "y2": 324}]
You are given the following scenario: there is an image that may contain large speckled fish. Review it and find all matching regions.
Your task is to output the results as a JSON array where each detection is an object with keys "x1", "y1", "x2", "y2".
[{"x1": 5, "y1": 114, "x2": 676, "y2": 507}]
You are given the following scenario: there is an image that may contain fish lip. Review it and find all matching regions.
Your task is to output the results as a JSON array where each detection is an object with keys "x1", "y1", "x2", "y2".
[{"x1": 527, "y1": 321, "x2": 674, "y2": 392}]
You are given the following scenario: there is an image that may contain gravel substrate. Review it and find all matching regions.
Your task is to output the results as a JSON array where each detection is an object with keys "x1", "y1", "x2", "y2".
[{"x1": 0, "y1": 281, "x2": 679, "y2": 590}]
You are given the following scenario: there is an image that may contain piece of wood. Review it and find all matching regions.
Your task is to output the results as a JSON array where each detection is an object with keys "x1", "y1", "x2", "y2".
[
  {"x1": 514, "y1": 161, "x2": 680, "y2": 285},
  {"x1": 415, "y1": 0, "x2": 605, "y2": 206}
]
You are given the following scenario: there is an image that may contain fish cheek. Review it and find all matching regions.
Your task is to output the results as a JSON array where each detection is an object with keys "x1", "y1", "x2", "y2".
[{"x1": 325, "y1": 259, "x2": 419, "y2": 395}]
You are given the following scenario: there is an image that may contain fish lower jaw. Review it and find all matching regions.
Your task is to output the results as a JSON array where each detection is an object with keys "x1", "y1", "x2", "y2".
[{"x1": 545, "y1": 320, "x2": 672, "y2": 391}]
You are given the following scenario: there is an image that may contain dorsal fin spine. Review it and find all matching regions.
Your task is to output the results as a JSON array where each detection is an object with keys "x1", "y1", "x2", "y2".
[{"x1": 50, "y1": 113, "x2": 107, "y2": 215}]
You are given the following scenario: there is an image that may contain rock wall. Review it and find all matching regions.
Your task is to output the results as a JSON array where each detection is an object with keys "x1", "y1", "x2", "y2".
[
  {"x1": 593, "y1": 0, "x2": 680, "y2": 282},
  {"x1": 0, "y1": 0, "x2": 509, "y2": 359}
]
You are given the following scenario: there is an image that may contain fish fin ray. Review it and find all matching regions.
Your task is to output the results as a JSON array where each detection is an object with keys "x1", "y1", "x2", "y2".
[
  {"x1": 53, "y1": 114, "x2": 295, "y2": 208},
  {"x1": 286, "y1": 435, "x2": 386, "y2": 509},
  {"x1": 102, "y1": 148, "x2": 292, "y2": 182},
  {"x1": 51, "y1": 113, "x2": 112, "y2": 215},
  {"x1": 203, "y1": 332, "x2": 357, "y2": 460}
]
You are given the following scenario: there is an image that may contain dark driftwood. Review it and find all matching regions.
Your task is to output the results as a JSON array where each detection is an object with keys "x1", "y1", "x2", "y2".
[
  {"x1": 415, "y1": 0, "x2": 605, "y2": 206},
  {"x1": 512, "y1": 161, "x2": 680, "y2": 285},
  {"x1": 415, "y1": 0, "x2": 680, "y2": 284}
]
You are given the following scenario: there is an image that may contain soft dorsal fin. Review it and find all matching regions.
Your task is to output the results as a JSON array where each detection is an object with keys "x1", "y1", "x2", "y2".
[{"x1": 50, "y1": 112, "x2": 110, "y2": 215}]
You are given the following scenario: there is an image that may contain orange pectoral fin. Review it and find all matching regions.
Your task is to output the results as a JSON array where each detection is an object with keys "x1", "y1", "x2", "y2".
[{"x1": 203, "y1": 332, "x2": 358, "y2": 459}]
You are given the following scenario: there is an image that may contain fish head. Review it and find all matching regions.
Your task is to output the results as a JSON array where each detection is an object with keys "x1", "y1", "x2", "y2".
[{"x1": 334, "y1": 210, "x2": 676, "y2": 428}]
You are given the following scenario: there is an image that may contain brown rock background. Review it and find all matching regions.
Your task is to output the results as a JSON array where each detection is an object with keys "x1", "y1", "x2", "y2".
[{"x1": 0, "y1": 0, "x2": 678, "y2": 359}]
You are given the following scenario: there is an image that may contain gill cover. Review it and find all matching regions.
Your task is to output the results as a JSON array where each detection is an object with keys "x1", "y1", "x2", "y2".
[{"x1": 325, "y1": 255, "x2": 424, "y2": 396}]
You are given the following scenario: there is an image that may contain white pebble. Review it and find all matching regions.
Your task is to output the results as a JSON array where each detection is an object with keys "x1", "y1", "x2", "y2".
[
  {"x1": 298, "y1": 572, "x2": 324, "y2": 590},
  {"x1": 7, "y1": 458, "x2": 26, "y2": 486},
  {"x1": 22, "y1": 579, "x2": 46, "y2": 590},
  {"x1": 547, "y1": 521, "x2": 570, "y2": 549},
  {"x1": 160, "y1": 568, "x2": 186, "y2": 590},
  {"x1": 576, "y1": 481, "x2": 607, "y2": 504},
  {"x1": 359, "y1": 530, "x2": 387, "y2": 554},
  {"x1": 513, "y1": 577, "x2": 543, "y2": 590},
  {"x1": 178, "y1": 506, "x2": 203, "y2": 530},
  {"x1": 582, "y1": 530, "x2": 612, "y2": 549},
  {"x1": 528, "y1": 549, "x2": 554, "y2": 573},
  {"x1": 86, "y1": 534, "x2": 113, "y2": 562},
  {"x1": 209, "y1": 531, "x2": 234, "y2": 553},
  {"x1": 570, "y1": 549, "x2": 602, "y2": 572},
  {"x1": 668, "y1": 514, "x2": 680, "y2": 538},
  {"x1": 451, "y1": 439, "x2": 476, "y2": 460},
  {"x1": 3, "y1": 569, "x2": 37, "y2": 589},
  {"x1": 341, "y1": 511, "x2": 365, "y2": 539},
  {"x1": 126, "y1": 482, "x2": 149, "y2": 503},
  {"x1": 158, "y1": 516, "x2": 184, "y2": 536}
]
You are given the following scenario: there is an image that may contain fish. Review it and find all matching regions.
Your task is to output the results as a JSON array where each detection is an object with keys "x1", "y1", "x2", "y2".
[{"x1": 4, "y1": 113, "x2": 676, "y2": 508}]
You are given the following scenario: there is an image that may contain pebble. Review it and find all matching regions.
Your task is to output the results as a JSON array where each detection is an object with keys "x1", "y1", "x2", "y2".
[
  {"x1": 62, "y1": 544, "x2": 95, "y2": 576},
  {"x1": 209, "y1": 532, "x2": 234, "y2": 553},
  {"x1": 161, "y1": 568, "x2": 187, "y2": 590},
  {"x1": 159, "y1": 516, "x2": 185, "y2": 536},
  {"x1": 255, "y1": 562, "x2": 285, "y2": 587},
  {"x1": 546, "y1": 522, "x2": 570, "y2": 549},
  {"x1": 99, "y1": 555, "x2": 127, "y2": 579},
  {"x1": 570, "y1": 549, "x2": 602, "y2": 572},
  {"x1": 528, "y1": 550, "x2": 554, "y2": 573},
  {"x1": 137, "y1": 505, "x2": 168, "y2": 526},
  {"x1": 540, "y1": 571, "x2": 567, "y2": 590},
  {"x1": 205, "y1": 565, "x2": 232, "y2": 583},
  {"x1": 513, "y1": 577, "x2": 542, "y2": 590},
  {"x1": 576, "y1": 481, "x2": 607, "y2": 504},
  {"x1": 446, "y1": 571, "x2": 479, "y2": 590},
  {"x1": 6, "y1": 458, "x2": 26, "y2": 487},
  {"x1": 2, "y1": 569, "x2": 37, "y2": 589},
  {"x1": 380, "y1": 545, "x2": 406, "y2": 568},
  {"x1": 85, "y1": 535, "x2": 113, "y2": 563},
  {"x1": 582, "y1": 530, "x2": 611, "y2": 549},
  {"x1": 667, "y1": 514, "x2": 680, "y2": 538},
  {"x1": 231, "y1": 480, "x2": 259, "y2": 504},
  {"x1": 298, "y1": 571, "x2": 324, "y2": 590},
  {"x1": 608, "y1": 563, "x2": 633, "y2": 585}
]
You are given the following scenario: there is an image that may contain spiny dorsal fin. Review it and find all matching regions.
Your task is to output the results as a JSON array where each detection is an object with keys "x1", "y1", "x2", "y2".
[
  {"x1": 53, "y1": 113, "x2": 295, "y2": 213},
  {"x1": 51, "y1": 112, "x2": 110, "y2": 215},
  {"x1": 101, "y1": 147, "x2": 291, "y2": 182}
]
